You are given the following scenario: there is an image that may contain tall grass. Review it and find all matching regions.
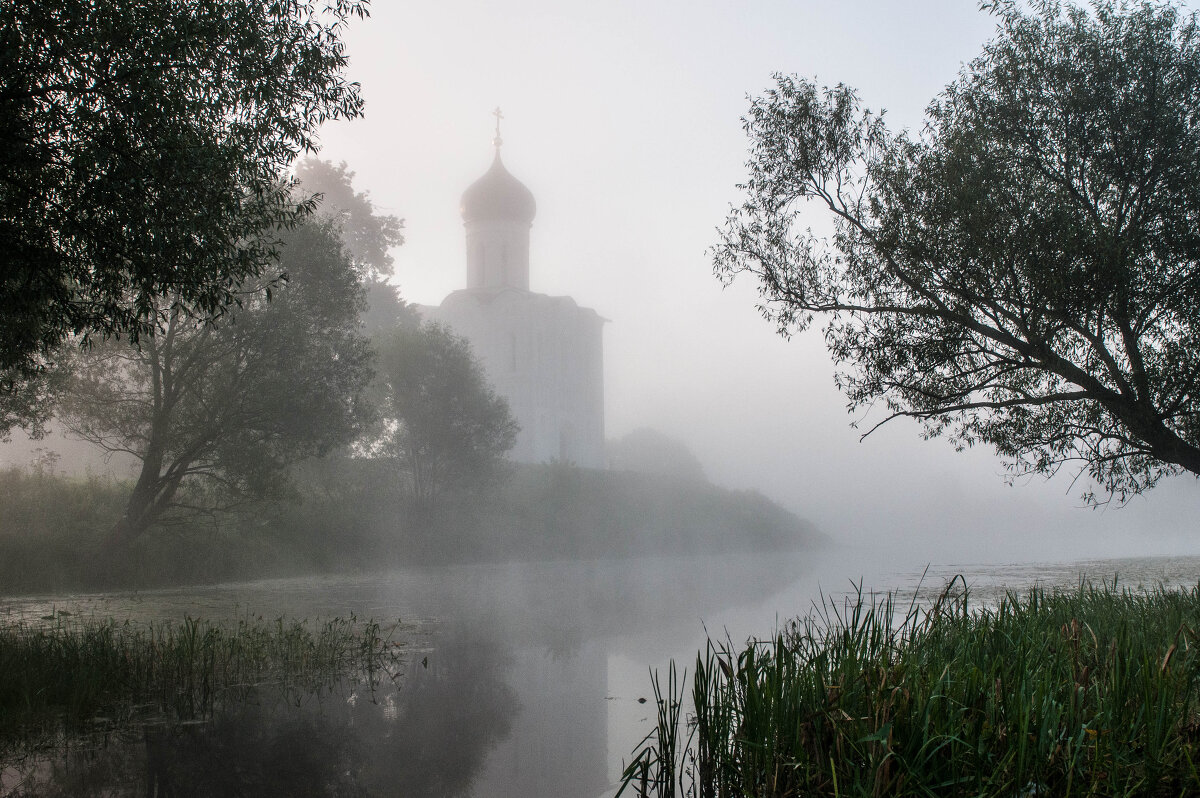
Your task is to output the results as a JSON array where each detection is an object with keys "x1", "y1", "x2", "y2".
[
  {"x1": 622, "y1": 581, "x2": 1200, "y2": 797},
  {"x1": 0, "y1": 615, "x2": 405, "y2": 755}
]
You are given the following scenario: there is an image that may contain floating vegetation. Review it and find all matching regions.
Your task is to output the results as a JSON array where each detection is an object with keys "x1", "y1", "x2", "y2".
[
  {"x1": 0, "y1": 614, "x2": 408, "y2": 758},
  {"x1": 623, "y1": 580, "x2": 1200, "y2": 797}
]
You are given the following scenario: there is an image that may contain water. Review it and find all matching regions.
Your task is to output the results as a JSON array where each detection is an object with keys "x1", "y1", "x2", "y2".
[{"x1": 2, "y1": 547, "x2": 1199, "y2": 797}]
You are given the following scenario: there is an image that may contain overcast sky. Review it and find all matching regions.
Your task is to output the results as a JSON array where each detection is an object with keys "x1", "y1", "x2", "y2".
[{"x1": 312, "y1": 0, "x2": 1200, "y2": 563}]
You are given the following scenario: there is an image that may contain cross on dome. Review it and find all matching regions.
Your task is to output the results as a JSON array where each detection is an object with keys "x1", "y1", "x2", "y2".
[
  {"x1": 492, "y1": 106, "x2": 504, "y2": 150},
  {"x1": 460, "y1": 110, "x2": 536, "y2": 225}
]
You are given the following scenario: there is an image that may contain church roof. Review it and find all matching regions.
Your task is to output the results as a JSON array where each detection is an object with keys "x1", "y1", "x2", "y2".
[
  {"x1": 436, "y1": 287, "x2": 606, "y2": 322},
  {"x1": 460, "y1": 151, "x2": 536, "y2": 224}
]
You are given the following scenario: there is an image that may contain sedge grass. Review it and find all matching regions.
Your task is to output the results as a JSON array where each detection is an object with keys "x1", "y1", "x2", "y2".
[
  {"x1": 0, "y1": 614, "x2": 406, "y2": 756},
  {"x1": 622, "y1": 580, "x2": 1200, "y2": 797}
]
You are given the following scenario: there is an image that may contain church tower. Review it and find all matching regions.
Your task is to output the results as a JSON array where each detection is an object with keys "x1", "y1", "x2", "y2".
[
  {"x1": 461, "y1": 151, "x2": 535, "y2": 291},
  {"x1": 419, "y1": 113, "x2": 606, "y2": 468}
]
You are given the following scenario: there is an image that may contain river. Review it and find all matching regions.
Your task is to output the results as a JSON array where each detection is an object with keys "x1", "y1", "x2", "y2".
[{"x1": 2, "y1": 546, "x2": 1199, "y2": 797}]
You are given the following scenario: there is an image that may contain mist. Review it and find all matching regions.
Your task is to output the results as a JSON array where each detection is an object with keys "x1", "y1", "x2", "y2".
[
  {"x1": 6, "y1": 0, "x2": 1192, "y2": 566},
  {"x1": 5, "y1": 1, "x2": 1200, "y2": 794},
  {"x1": 305, "y1": 0, "x2": 1198, "y2": 564}
]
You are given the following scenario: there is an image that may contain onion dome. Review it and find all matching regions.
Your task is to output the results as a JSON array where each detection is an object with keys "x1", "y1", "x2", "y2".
[{"x1": 460, "y1": 151, "x2": 536, "y2": 224}]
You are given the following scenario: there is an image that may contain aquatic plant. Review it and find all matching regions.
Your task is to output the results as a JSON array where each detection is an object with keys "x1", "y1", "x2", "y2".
[
  {"x1": 0, "y1": 614, "x2": 407, "y2": 756},
  {"x1": 622, "y1": 580, "x2": 1200, "y2": 797}
]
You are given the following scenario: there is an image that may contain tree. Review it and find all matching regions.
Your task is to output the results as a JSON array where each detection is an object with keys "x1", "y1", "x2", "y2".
[
  {"x1": 715, "y1": 0, "x2": 1200, "y2": 502},
  {"x1": 371, "y1": 322, "x2": 517, "y2": 505},
  {"x1": 294, "y1": 158, "x2": 403, "y2": 280},
  {"x1": 0, "y1": 0, "x2": 368, "y2": 432},
  {"x1": 608, "y1": 428, "x2": 708, "y2": 482},
  {"x1": 293, "y1": 157, "x2": 414, "y2": 333},
  {"x1": 60, "y1": 219, "x2": 373, "y2": 546}
]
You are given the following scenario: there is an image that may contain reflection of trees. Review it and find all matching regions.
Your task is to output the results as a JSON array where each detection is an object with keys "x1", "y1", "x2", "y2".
[
  {"x1": 148, "y1": 704, "x2": 363, "y2": 798},
  {"x1": 2, "y1": 626, "x2": 517, "y2": 798},
  {"x1": 359, "y1": 626, "x2": 518, "y2": 797},
  {"x1": 0, "y1": 556, "x2": 808, "y2": 798}
]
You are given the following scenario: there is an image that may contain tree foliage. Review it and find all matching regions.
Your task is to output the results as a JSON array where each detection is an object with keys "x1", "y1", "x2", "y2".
[
  {"x1": 60, "y1": 220, "x2": 373, "y2": 545},
  {"x1": 0, "y1": 0, "x2": 368, "y2": 430},
  {"x1": 608, "y1": 428, "x2": 708, "y2": 483},
  {"x1": 293, "y1": 157, "x2": 413, "y2": 333},
  {"x1": 715, "y1": 0, "x2": 1200, "y2": 501},
  {"x1": 294, "y1": 158, "x2": 403, "y2": 280},
  {"x1": 370, "y1": 322, "x2": 517, "y2": 504}
]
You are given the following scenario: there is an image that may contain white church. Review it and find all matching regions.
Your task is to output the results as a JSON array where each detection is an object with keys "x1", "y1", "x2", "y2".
[{"x1": 419, "y1": 120, "x2": 606, "y2": 468}]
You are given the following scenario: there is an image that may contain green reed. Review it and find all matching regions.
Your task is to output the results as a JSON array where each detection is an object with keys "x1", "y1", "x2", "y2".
[
  {"x1": 622, "y1": 580, "x2": 1200, "y2": 797},
  {"x1": 0, "y1": 614, "x2": 405, "y2": 754}
]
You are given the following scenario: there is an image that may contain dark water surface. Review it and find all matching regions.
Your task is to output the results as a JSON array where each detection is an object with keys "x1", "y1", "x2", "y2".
[{"x1": 2, "y1": 548, "x2": 1199, "y2": 797}]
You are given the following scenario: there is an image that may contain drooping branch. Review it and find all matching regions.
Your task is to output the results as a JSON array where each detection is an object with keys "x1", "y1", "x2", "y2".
[{"x1": 716, "y1": 5, "x2": 1200, "y2": 500}]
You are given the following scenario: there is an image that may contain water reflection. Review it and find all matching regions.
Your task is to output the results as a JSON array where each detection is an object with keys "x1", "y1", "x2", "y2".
[
  {"x1": 3, "y1": 624, "x2": 517, "y2": 797},
  {"x1": 1, "y1": 552, "x2": 808, "y2": 797},
  {"x1": 6, "y1": 551, "x2": 1190, "y2": 797}
]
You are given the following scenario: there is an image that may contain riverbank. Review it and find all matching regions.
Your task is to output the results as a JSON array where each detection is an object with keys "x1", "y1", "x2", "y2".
[
  {"x1": 3, "y1": 551, "x2": 1198, "y2": 796},
  {"x1": 0, "y1": 461, "x2": 822, "y2": 595},
  {"x1": 624, "y1": 581, "x2": 1200, "y2": 797}
]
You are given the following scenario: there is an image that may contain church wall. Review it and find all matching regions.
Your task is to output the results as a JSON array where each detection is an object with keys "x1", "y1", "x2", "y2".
[
  {"x1": 428, "y1": 143, "x2": 605, "y2": 469},
  {"x1": 464, "y1": 221, "x2": 531, "y2": 291},
  {"x1": 421, "y1": 291, "x2": 605, "y2": 468}
]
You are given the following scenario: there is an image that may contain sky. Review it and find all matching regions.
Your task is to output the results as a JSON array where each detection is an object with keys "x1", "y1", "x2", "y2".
[{"x1": 309, "y1": 0, "x2": 1199, "y2": 563}]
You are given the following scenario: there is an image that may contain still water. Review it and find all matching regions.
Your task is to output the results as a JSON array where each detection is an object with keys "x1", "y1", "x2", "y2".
[{"x1": 2, "y1": 547, "x2": 1199, "y2": 797}]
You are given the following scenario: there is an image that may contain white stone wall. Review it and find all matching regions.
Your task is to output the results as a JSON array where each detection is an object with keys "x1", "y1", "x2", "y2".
[
  {"x1": 463, "y1": 220, "x2": 532, "y2": 291},
  {"x1": 421, "y1": 288, "x2": 605, "y2": 468}
]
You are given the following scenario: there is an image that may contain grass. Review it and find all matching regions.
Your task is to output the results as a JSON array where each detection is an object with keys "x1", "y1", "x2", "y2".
[
  {"x1": 0, "y1": 462, "x2": 820, "y2": 595},
  {"x1": 0, "y1": 614, "x2": 406, "y2": 757},
  {"x1": 622, "y1": 580, "x2": 1200, "y2": 797}
]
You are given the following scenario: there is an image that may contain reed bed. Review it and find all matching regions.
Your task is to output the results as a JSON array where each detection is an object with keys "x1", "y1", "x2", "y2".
[
  {"x1": 0, "y1": 614, "x2": 405, "y2": 754},
  {"x1": 622, "y1": 580, "x2": 1200, "y2": 797}
]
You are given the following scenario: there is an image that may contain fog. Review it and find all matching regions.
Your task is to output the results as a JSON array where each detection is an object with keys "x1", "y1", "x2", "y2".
[
  {"x1": 3, "y1": 0, "x2": 1196, "y2": 565},
  {"x1": 305, "y1": 0, "x2": 1199, "y2": 563},
  {"x1": 10, "y1": 5, "x2": 1200, "y2": 795}
]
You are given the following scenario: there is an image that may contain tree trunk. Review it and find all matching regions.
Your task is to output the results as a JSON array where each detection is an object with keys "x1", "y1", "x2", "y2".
[
  {"x1": 108, "y1": 489, "x2": 158, "y2": 549},
  {"x1": 107, "y1": 458, "x2": 184, "y2": 549}
]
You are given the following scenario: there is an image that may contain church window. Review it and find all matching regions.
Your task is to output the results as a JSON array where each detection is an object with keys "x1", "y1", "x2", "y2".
[{"x1": 509, "y1": 332, "x2": 517, "y2": 371}]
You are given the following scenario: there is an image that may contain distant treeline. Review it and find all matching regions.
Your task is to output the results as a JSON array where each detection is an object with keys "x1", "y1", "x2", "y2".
[{"x1": 0, "y1": 461, "x2": 822, "y2": 595}]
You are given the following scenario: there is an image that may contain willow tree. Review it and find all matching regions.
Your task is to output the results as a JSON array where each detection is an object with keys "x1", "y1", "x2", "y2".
[
  {"x1": 61, "y1": 220, "x2": 373, "y2": 546},
  {"x1": 716, "y1": 1, "x2": 1200, "y2": 501},
  {"x1": 0, "y1": 0, "x2": 368, "y2": 433}
]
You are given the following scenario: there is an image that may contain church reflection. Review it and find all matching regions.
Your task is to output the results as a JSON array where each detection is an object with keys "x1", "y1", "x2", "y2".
[
  {"x1": 1, "y1": 552, "x2": 805, "y2": 798},
  {"x1": 472, "y1": 640, "x2": 610, "y2": 798}
]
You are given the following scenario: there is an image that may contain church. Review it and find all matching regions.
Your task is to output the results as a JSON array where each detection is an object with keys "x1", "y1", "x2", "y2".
[{"x1": 418, "y1": 118, "x2": 606, "y2": 468}]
